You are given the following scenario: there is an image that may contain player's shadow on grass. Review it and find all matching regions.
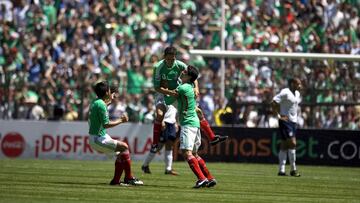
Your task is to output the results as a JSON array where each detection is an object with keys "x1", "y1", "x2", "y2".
[
  {"x1": 49, "y1": 181, "x2": 182, "y2": 189},
  {"x1": 49, "y1": 181, "x2": 107, "y2": 186}
]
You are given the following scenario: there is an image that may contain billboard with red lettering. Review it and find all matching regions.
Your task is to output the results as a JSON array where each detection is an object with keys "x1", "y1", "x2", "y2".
[{"x1": 0, "y1": 120, "x2": 155, "y2": 160}]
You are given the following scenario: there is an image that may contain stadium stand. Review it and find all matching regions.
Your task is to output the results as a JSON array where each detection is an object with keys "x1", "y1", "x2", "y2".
[{"x1": 0, "y1": 0, "x2": 359, "y2": 129}]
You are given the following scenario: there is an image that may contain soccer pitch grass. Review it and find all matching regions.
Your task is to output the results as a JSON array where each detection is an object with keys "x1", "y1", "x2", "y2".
[{"x1": 0, "y1": 160, "x2": 359, "y2": 203}]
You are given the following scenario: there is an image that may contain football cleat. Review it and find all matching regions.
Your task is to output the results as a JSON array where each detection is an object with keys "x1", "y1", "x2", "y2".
[
  {"x1": 124, "y1": 177, "x2": 144, "y2": 186},
  {"x1": 206, "y1": 179, "x2": 217, "y2": 187},
  {"x1": 210, "y1": 135, "x2": 228, "y2": 146},
  {"x1": 278, "y1": 172, "x2": 287, "y2": 176},
  {"x1": 193, "y1": 178, "x2": 208, "y2": 189},
  {"x1": 141, "y1": 165, "x2": 151, "y2": 174},
  {"x1": 290, "y1": 170, "x2": 301, "y2": 177},
  {"x1": 109, "y1": 179, "x2": 129, "y2": 186},
  {"x1": 165, "y1": 169, "x2": 179, "y2": 176}
]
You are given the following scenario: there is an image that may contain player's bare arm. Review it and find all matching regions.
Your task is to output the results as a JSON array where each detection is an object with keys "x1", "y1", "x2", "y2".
[
  {"x1": 104, "y1": 115, "x2": 129, "y2": 128},
  {"x1": 193, "y1": 80, "x2": 200, "y2": 98}
]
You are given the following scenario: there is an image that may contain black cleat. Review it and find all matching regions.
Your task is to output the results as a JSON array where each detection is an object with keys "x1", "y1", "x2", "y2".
[
  {"x1": 141, "y1": 165, "x2": 151, "y2": 174},
  {"x1": 124, "y1": 177, "x2": 144, "y2": 186},
  {"x1": 210, "y1": 135, "x2": 228, "y2": 146},
  {"x1": 207, "y1": 179, "x2": 217, "y2": 187},
  {"x1": 290, "y1": 170, "x2": 301, "y2": 177},
  {"x1": 278, "y1": 172, "x2": 287, "y2": 176},
  {"x1": 193, "y1": 178, "x2": 208, "y2": 188}
]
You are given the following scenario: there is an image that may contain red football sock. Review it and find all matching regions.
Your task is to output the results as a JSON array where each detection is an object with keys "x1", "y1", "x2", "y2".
[
  {"x1": 187, "y1": 155, "x2": 206, "y2": 180},
  {"x1": 196, "y1": 156, "x2": 214, "y2": 180},
  {"x1": 152, "y1": 122, "x2": 162, "y2": 145},
  {"x1": 120, "y1": 150, "x2": 132, "y2": 180},
  {"x1": 112, "y1": 158, "x2": 124, "y2": 184},
  {"x1": 200, "y1": 119, "x2": 215, "y2": 140}
]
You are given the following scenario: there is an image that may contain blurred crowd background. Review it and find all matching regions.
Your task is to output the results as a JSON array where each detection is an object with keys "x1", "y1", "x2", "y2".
[{"x1": 0, "y1": 0, "x2": 359, "y2": 129}]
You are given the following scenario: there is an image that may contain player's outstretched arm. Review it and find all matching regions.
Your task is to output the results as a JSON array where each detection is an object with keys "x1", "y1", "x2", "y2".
[{"x1": 104, "y1": 115, "x2": 129, "y2": 129}]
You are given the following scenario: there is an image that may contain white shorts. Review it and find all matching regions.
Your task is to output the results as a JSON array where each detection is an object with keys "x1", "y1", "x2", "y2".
[
  {"x1": 155, "y1": 93, "x2": 177, "y2": 124},
  {"x1": 89, "y1": 134, "x2": 118, "y2": 158},
  {"x1": 179, "y1": 126, "x2": 201, "y2": 152}
]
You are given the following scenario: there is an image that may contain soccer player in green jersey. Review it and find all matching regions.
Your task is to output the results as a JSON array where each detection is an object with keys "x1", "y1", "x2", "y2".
[
  {"x1": 88, "y1": 81, "x2": 143, "y2": 186},
  {"x1": 143, "y1": 46, "x2": 227, "y2": 175},
  {"x1": 168, "y1": 65, "x2": 217, "y2": 188},
  {"x1": 150, "y1": 46, "x2": 227, "y2": 149}
]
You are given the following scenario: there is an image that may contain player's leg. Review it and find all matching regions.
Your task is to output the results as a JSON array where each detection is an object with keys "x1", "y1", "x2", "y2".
[
  {"x1": 161, "y1": 105, "x2": 178, "y2": 175},
  {"x1": 180, "y1": 126, "x2": 207, "y2": 188},
  {"x1": 153, "y1": 103, "x2": 166, "y2": 146},
  {"x1": 278, "y1": 140, "x2": 288, "y2": 176},
  {"x1": 115, "y1": 140, "x2": 144, "y2": 185},
  {"x1": 110, "y1": 141, "x2": 128, "y2": 185},
  {"x1": 142, "y1": 122, "x2": 166, "y2": 174},
  {"x1": 288, "y1": 136, "x2": 300, "y2": 177},
  {"x1": 196, "y1": 107, "x2": 228, "y2": 145},
  {"x1": 193, "y1": 128, "x2": 216, "y2": 187},
  {"x1": 88, "y1": 134, "x2": 142, "y2": 185},
  {"x1": 141, "y1": 142, "x2": 164, "y2": 174},
  {"x1": 164, "y1": 140, "x2": 178, "y2": 175},
  {"x1": 277, "y1": 120, "x2": 288, "y2": 176}
]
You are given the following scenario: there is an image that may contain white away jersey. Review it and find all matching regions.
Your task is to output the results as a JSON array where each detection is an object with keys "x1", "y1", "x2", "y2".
[{"x1": 273, "y1": 88, "x2": 301, "y2": 123}]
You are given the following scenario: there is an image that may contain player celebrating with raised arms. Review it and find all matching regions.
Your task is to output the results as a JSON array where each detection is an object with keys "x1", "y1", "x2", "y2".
[
  {"x1": 88, "y1": 81, "x2": 144, "y2": 186},
  {"x1": 271, "y1": 78, "x2": 302, "y2": 177},
  {"x1": 167, "y1": 65, "x2": 217, "y2": 188}
]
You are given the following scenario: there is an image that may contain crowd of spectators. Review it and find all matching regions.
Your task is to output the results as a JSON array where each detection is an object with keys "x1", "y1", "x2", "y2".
[{"x1": 0, "y1": 0, "x2": 359, "y2": 130}]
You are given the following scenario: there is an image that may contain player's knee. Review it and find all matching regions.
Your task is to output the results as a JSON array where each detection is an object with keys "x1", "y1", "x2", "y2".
[
  {"x1": 117, "y1": 141, "x2": 129, "y2": 151},
  {"x1": 289, "y1": 141, "x2": 296, "y2": 149},
  {"x1": 165, "y1": 141, "x2": 173, "y2": 150},
  {"x1": 182, "y1": 150, "x2": 192, "y2": 159}
]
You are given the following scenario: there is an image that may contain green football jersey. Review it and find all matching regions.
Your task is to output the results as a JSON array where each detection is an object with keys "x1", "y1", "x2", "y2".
[
  {"x1": 176, "y1": 83, "x2": 200, "y2": 127},
  {"x1": 88, "y1": 99, "x2": 109, "y2": 136},
  {"x1": 153, "y1": 59, "x2": 187, "y2": 105}
]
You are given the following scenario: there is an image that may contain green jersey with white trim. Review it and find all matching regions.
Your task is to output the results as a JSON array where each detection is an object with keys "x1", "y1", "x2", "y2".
[
  {"x1": 176, "y1": 83, "x2": 200, "y2": 127},
  {"x1": 88, "y1": 99, "x2": 109, "y2": 136},
  {"x1": 153, "y1": 59, "x2": 187, "y2": 105}
]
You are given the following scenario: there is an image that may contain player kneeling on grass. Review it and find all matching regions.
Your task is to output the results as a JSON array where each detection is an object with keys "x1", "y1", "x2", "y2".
[
  {"x1": 168, "y1": 65, "x2": 217, "y2": 188},
  {"x1": 88, "y1": 81, "x2": 143, "y2": 186}
]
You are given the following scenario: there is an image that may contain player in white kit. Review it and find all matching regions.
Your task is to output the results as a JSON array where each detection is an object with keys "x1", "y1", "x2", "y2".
[{"x1": 272, "y1": 78, "x2": 302, "y2": 177}]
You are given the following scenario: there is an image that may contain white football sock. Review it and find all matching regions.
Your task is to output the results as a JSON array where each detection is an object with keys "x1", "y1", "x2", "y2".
[
  {"x1": 288, "y1": 149, "x2": 297, "y2": 171},
  {"x1": 164, "y1": 150, "x2": 173, "y2": 171},
  {"x1": 278, "y1": 150, "x2": 287, "y2": 173},
  {"x1": 143, "y1": 151, "x2": 156, "y2": 167}
]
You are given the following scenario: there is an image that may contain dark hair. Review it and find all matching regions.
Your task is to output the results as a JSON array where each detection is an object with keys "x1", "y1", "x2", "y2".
[
  {"x1": 94, "y1": 81, "x2": 109, "y2": 98},
  {"x1": 110, "y1": 85, "x2": 118, "y2": 94},
  {"x1": 164, "y1": 46, "x2": 177, "y2": 56},
  {"x1": 187, "y1": 65, "x2": 199, "y2": 83},
  {"x1": 288, "y1": 78, "x2": 295, "y2": 86}
]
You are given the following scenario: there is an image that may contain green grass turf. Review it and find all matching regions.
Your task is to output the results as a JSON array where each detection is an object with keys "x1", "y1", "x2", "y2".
[{"x1": 0, "y1": 159, "x2": 359, "y2": 203}]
